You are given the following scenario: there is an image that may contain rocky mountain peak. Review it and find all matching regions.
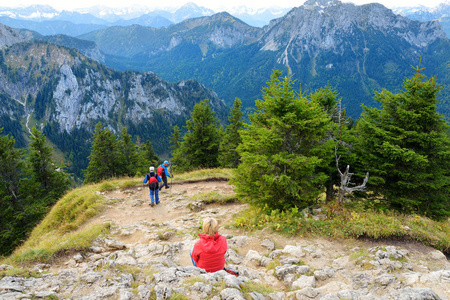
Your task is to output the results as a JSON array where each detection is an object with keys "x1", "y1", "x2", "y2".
[
  {"x1": 0, "y1": 24, "x2": 25, "y2": 49},
  {"x1": 261, "y1": 0, "x2": 446, "y2": 55},
  {"x1": 303, "y1": 0, "x2": 342, "y2": 9}
]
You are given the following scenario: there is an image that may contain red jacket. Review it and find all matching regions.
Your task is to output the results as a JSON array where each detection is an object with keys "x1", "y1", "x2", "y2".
[{"x1": 191, "y1": 232, "x2": 227, "y2": 273}]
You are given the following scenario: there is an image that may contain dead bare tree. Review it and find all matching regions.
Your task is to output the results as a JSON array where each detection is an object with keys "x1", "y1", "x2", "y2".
[{"x1": 335, "y1": 144, "x2": 369, "y2": 203}]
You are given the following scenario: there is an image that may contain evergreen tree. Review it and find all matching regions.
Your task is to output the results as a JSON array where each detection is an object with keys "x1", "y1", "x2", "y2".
[
  {"x1": 356, "y1": 65, "x2": 450, "y2": 219},
  {"x1": 84, "y1": 123, "x2": 122, "y2": 183},
  {"x1": 219, "y1": 98, "x2": 244, "y2": 168},
  {"x1": 27, "y1": 127, "x2": 70, "y2": 205},
  {"x1": 173, "y1": 99, "x2": 221, "y2": 171},
  {"x1": 233, "y1": 71, "x2": 333, "y2": 211},
  {"x1": 0, "y1": 129, "x2": 26, "y2": 255},
  {"x1": 137, "y1": 140, "x2": 160, "y2": 174},
  {"x1": 119, "y1": 127, "x2": 139, "y2": 177},
  {"x1": 309, "y1": 87, "x2": 358, "y2": 202},
  {"x1": 169, "y1": 125, "x2": 181, "y2": 153}
]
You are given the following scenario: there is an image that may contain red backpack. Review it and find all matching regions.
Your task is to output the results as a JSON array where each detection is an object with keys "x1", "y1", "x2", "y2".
[
  {"x1": 148, "y1": 173, "x2": 158, "y2": 190},
  {"x1": 157, "y1": 165, "x2": 164, "y2": 177}
]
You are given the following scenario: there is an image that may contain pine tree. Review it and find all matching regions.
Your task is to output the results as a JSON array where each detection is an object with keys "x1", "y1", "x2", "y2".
[
  {"x1": 357, "y1": 65, "x2": 450, "y2": 219},
  {"x1": 173, "y1": 99, "x2": 220, "y2": 171},
  {"x1": 27, "y1": 127, "x2": 70, "y2": 205},
  {"x1": 169, "y1": 125, "x2": 181, "y2": 153},
  {"x1": 0, "y1": 128, "x2": 26, "y2": 255},
  {"x1": 219, "y1": 98, "x2": 243, "y2": 168},
  {"x1": 233, "y1": 71, "x2": 332, "y2": 211},
  {"x1": 137, "y1": 140, "x2": 160, "y2": 174},
  {"x1": 119, "y1": 127, "x2": 139, "y2": 177},
  {"x1": 84, "y1": 123, "x2": 123, "y2": 183},
  {"x1": 309, "y1": 87, "x2": 358, "y2": 202}
]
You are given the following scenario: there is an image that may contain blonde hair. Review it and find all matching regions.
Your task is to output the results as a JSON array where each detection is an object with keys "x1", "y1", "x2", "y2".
[{"x1": 203, "y1": 218, "x2": 219, "y2": 237}]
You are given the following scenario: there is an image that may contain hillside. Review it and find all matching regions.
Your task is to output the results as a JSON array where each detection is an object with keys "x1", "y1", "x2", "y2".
[
  {"x1": 1, "y1": 177, "x2": 449, "y2": 299},
  {"x1": 0, "y1": 23, "x2": 228, "y2": 178}
]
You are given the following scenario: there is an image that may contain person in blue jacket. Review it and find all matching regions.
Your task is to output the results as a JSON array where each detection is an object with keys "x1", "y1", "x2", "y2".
[
  {"x1": 158, "y1": 160, "x2": 172, "y2": 191},
  {"x1": 143, "y1": 166, "x2": 161, "y2": 206}
]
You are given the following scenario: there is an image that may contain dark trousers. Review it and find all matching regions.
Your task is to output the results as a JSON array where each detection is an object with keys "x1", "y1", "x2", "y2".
[{"x1": 159, "y1": 176, "x2": 169, "y2": 190}]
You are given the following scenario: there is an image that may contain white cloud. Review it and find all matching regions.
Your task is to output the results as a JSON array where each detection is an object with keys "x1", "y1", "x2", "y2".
[{"x1": 0, "y1": 0, "x2": 445, "y2": 11}]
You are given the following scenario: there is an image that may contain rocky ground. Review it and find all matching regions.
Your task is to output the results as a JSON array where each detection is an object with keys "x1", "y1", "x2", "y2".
[{"x1": 0, "y1": 180, "x2": 449, "y2": 300}]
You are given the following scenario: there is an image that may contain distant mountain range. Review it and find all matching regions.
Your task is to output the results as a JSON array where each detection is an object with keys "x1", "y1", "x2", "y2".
[
  {"x1": 0, "y1": 3, "x2": 291, "y2": 36},
  {"x1": 1, "y1": 0, "x2": 450, "y2": 179},
  {"x1": 394, "y1": 1, "x2": 450, "y2": 37},
  {"x1": 71, "y1": 0, "x2": 450, "y2": 120}
]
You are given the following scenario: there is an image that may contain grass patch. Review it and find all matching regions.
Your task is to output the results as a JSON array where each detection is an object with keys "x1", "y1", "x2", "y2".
[
  {"x1": 192, "y1": 191, "x2": 238, "y2": 204},
  {"x1": 241, "y1": 281, "x2": 275, "y2": 296},
  {"x1": 173, "y1": 168, "x2": 233, "y2": 182},
  {"x1": 0, "y1": 266, "x2": 41, "y2": 279},
  {"x1": 169, "y1": 293, "x2": 188, "y2": 300},
  {"x1": 233, "y1": 204, "x2": 450, "y2": 254},
  {"x1": 1, "y1": 181, "x2": 116, "y2": 265},
  {"x1": 184, "y1": 276, "x2": 208, "y2": 287}
]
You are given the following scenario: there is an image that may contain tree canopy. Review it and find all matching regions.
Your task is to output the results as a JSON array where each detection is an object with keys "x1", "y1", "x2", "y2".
[{"x1": 356, "y1": 65, "x2": 450, "y2": 219}]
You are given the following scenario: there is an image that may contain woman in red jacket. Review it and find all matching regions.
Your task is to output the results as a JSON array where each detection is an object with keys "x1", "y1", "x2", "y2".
[{"x1": 190, "y1": 218, "x2": 227, "y2": 273}]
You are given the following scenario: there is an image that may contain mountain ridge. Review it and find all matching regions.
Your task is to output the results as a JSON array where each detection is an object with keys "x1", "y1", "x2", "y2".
[
  {"x1": 0, "y1": 23, "x2": 228, "y2": 178},
  {"x1": 75, "y1": 0, "x2": 450, "y2": 120}
]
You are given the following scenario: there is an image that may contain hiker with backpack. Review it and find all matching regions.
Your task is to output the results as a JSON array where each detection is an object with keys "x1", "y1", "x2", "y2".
[
  {"x1": 143, "y1": 166, "x2": 161, "y2": 206},
  {"x1": 157, "y1": 160, "x2": 172, "y2": 191}
]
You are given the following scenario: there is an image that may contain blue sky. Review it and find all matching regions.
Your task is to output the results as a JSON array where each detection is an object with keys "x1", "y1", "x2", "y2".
[{"x1": 0, "y1": 0, "x2": 447, "y2": 11}]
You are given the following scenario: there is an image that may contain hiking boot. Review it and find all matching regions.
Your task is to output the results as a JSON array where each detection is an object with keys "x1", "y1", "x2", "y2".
[
  {"x1": 166, "y1": 186, "x2": 170, "y2": 189},
  {"x1": 150, "y1": 202, "x2": 155, "y2": 207},
  {"x1": 156, "y1": 201, "x2": 160, "y2": 205}
]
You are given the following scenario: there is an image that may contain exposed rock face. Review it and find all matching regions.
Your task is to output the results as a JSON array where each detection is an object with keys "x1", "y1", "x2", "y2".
[
  {"x1": 0, "y1": 36, "x2": 226, "y2": 135},
  {"x1": 0, "y1": 24, "x2": 25, "y2": 49},
  {"x1": 1, "y1": 183, "x2": 448, "y2": 300},
  {"x1": 176, "y1": 12, "x2": 261, "y2": 48},
  {"x1": 260, "y1": 0, "x2": 446, "y2": 69}
]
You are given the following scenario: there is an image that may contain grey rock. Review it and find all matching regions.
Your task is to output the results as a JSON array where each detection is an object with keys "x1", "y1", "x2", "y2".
[
  {"x1": 375, "y1": 273, "x2": 396, "y2": 286},
  {"x1": 283, "y1": 273, "x2": 297, "y2": 287},
  {"x1": 261, "y1": 239, "x2": 275, "y2": 250},
  {"x1": 352, "y1": 273, "x2": 372, "y2": 289},
  {"x1": 0, "y1": 277, "x2": 24, "y2": 292},
  {"x1": 337, "y1": 289, "x2": 361, "y2": 300},
  {"x1": 428, "y1": 250, "x2": 447, "y2": 261},
  {"x1": 192, "y1": 282, "x2": 213, "y2": 295},
  {"x1": 295, "y1": 287, "x2": 322, "y2": 299},
  {"x1": 220, "y1": 287, "x2": 245, "y2": 300},
  {"x1": 224, "y1": 274, "x2": 241, "y2": 288},
  {"x1": 250, "y1": 291, "x2": 266, "y2": 300},
  {"x1": 119, "y1": 289, "x2": 134, "y2": 300},
  {"x1": 281, "y1": 257, "x2": 300, "y2": 265},
  {"x1": 269, "y1": 250, "x2": 283, "y2": 259},
  {"x1": 227, "y1": 236, "x2": 250, "y2": 247},
  {"x1": 292, "y1": 275, "x2": 316, "y2": 289},
  {"x1": 393, "y1": 287, "x2": 441, "y2": 300},
  {"x1": 155, "y1": 284, "x2": 172, "y2": 300},
  {"x1": 314, "y1": 267, "x2": 335, "y2": 281},
  {"x1": 246, "y1": 250, "x2": 263, "y2": 263},
  {"x1": 276, "y1": 265, "x2": 306, "y2": 280},
  {"x1": 260, "y1": 256, "x2": 272, "y2": 267},
  {"x1": 105, "y1": 239, "x2": 127, "y2": 250},
  {"x1": 80, "y1": 271, "x2": 103, "y2": 284},
  {"x1": 154, "y1": 267, "x2": 178, "y2": 284},
  {"x1": 282, "y1": 245, "x2": 305, "y2": 258}
]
